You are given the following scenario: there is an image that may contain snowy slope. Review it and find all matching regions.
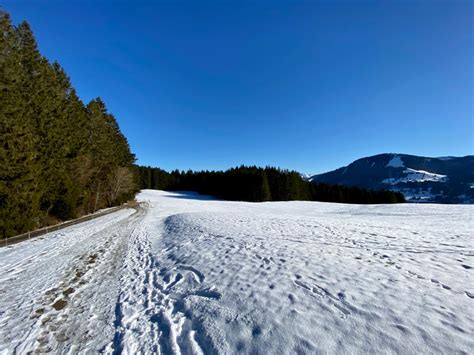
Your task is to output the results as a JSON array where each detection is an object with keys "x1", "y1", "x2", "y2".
[
  {"x1": 382, "y1": 168, "x2": 448, "y2": 184},
  {"x1": 385, "y1": 155, "x2": 405, "y2": 168},
  {"x1": 1, "y1": 190, "x2": 473, "y2": 354}
]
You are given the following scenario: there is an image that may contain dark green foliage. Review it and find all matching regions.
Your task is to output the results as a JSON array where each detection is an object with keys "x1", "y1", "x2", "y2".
[
  {"x1": 309, "y1": 182, "x2": 405, "y2": 204},
  {"x1": 0, "y1": 11, "x2": 138, "y2": 238},
  {"x1": 138, "y1": 166, "x2": 405, "y2": 204}
]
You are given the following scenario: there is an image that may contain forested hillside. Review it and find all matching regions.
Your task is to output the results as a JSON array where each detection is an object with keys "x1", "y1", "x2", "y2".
[
  {"x1": 311, "y1": 153, "x2": 474, "y2": 203},
  {"x1": 0, "y1": 11, "x2": 137, "y2": 238},
  {"x1": 139, "y1": 166, "x2": 406, "y2": 204}
]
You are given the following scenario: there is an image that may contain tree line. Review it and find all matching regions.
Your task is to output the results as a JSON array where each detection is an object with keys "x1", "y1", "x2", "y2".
[
  {"x1": 0, "y1": 11, "x2": 138, "y2": 239},
  {"x1": 139, "y1": 166, "x2": 406, "y2": 204}
]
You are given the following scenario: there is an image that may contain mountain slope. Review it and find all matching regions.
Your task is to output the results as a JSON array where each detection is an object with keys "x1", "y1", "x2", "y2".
[{"x1": 310, "y1": 154, "x2": 474, "y2": 203}]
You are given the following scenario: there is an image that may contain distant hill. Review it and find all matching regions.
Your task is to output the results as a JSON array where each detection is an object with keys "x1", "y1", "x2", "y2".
[{"x1": 309, "y1": 154, "x2": 474, "y2": 203}]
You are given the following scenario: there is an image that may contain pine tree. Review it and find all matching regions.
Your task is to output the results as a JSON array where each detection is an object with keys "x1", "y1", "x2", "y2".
[
  {"x1": 0, "y1": 12, "x2": 138, "y2": 238},
  {"x1": 0, "y1": 13, "x2": 43, "y2": 236}
]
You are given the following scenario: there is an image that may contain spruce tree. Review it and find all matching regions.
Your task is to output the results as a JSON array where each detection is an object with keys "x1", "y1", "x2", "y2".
[{"x1": 0, "y1": 12, "x2": 138, "y2": 238}]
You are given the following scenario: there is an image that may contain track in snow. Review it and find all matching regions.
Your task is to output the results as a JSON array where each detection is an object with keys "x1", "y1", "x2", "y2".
[
  {"x1": 109, "y1": 206, "x2": 218, "y2": 354},
  {"x1": 106, "y1": 200, "x2": 220, "y2": 354}
]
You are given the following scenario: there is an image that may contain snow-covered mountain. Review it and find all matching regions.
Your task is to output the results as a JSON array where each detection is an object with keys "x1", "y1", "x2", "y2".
[{"x1": 309, "y1": 154, "x2": 474, "y2": 203}]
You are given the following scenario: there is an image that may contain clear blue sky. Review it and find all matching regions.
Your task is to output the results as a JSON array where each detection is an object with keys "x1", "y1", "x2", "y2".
[{"x1": 4, "y1": 0, "x2": 473, "y2": 174}]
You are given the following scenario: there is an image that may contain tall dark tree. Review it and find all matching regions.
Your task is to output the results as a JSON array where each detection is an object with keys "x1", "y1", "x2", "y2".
[
  {"x1": 0, "y1": 14, "x2": 42, "y2": 236},
  {"x1": 0, "y1": 11, "x2": 138, "y2": 238}
]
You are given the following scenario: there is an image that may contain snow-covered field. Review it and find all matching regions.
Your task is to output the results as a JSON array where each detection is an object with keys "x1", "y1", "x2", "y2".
[{"x1": 1, "y1": 190, "x2": 473, "y2": 354}]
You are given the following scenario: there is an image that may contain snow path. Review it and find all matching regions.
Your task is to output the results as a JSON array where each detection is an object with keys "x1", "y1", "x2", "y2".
[
  {"x1": 0, "y1": 208, "x2": 138, "y2": 353},
  {"x1": 0, "y1": 190, "x2": 473, "y2": 354}
]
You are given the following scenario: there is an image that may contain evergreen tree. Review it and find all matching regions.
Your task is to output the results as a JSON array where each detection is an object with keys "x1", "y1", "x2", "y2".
[
  {"x1": 0, "y1": 13, "x2": 42, "y2": 236},
  {"x1": 0, "y1": 11, "x2": 138, "y2": 238},
  {"x1": 259, "y1": 172, "x2": 272, "y2": 202}
]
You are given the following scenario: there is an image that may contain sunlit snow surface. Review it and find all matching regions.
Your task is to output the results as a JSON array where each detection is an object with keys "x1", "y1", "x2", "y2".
[
  {"x1": 1, "y1": 190, "x2": 473, "y2": 354},
  {"x1": 382, "y1": 168, "x2": 448, "y2": 185}
]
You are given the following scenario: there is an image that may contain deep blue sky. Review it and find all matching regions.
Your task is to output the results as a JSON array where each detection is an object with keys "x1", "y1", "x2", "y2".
[{"x1": 4, "y1": 0, "x2": 473, "y2": 174}]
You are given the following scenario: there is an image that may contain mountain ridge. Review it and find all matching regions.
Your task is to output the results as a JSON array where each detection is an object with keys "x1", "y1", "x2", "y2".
[{"x1": 309, "y1": 153, "x2": 474, "y2": 204}]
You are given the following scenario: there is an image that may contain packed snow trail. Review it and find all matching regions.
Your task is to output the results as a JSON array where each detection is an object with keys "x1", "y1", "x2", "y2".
[
  {"x1": 0, "y1": 190, "x2": 473, "y2": 354},
  {"x1": 0, "y1": 207, "x2": 138, "y2": 352}
]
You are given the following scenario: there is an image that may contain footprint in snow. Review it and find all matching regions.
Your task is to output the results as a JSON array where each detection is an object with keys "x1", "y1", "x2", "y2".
[{"x1": 293, "y1": 277, "x2": 351, "y2": 317}]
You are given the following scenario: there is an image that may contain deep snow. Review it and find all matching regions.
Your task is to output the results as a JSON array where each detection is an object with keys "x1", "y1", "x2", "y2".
[{"x1": 0, "y1": 190, "x2": 473, "y2": 354}]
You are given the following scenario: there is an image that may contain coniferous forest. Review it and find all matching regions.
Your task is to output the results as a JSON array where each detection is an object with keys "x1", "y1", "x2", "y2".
[
  {"x1": 0, "y1": 11, "x2": 138, "y2": 239},
  {"x1": 0, "y1": 10, "x2": 405, "y2": 239},
  {"x1": 138, "y1": 166, "x2": 406, "y2": 204}
]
